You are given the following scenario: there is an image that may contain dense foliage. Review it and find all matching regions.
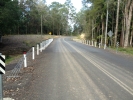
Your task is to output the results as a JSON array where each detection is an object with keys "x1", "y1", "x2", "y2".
[
  {"x1": 78, "y1": 0, "x2": 133, "y2": 47},
  {"x1": 0, "y1": 0, "x2": 75, "y2": 35},
  {"x1": 0, "y1": 0, "x2": 133, "y2": 47}
]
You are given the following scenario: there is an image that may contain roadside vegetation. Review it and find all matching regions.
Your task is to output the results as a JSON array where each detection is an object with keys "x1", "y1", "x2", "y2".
[
  {"x1": 1, "y1": 35, "x2": 56, "y2": 64},
  {"x1": 5, "y1": 55, "x2": 22, "y2": 64},
  {"x1": 110, "y1": 47, "x2": 133, "y2": 56},
  {"x1": 0, "y1": 0, "x2": 133, "y2": 56}
]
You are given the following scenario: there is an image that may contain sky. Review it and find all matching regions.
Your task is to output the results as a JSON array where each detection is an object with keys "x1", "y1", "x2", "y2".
[{"x1": 46, "y1": 0, "x2": 83, "y2": 12}]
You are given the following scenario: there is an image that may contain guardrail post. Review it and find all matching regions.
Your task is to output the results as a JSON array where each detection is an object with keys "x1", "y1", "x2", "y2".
[
  {"x1": 99, "y1": 43, "x2": 101, "y2": 48},
  {"x1": 32, "y1": 46, "x2": 35, "y2": 60},
  {"x1": 42, "y1": 42, "x2": 44, "y2": 50},
  {"x1": 23, "y1": 52, "x2": 27, "y2": 67},
  {"x1": 95, "y1": 42, "x2": 97, "y2": 47},
  {"x1": 82, "y1": 39, "x2": 83, "y2": 43},
  {"x1": 37, "y1": 44, "x2": 39, "y2": 55},
  {"x1": 92, "y1": 41, "x2": 93, "y2": 46},
  {"x1": 87, "y1": 40, "x2": 88, "y2": 45},
  {"x1": 44, "y1": 41, "x2": 46, "y2": 49},
  {"x1": 40, "y1": 43, "x2": 42, "y2": 52}
]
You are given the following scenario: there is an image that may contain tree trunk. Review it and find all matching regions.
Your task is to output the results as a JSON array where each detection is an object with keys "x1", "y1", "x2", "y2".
[
  {"x1": 18, "y1": 24, "x2": 19, "y2": 35},
  {"x1": 112, "y1": 10, "x2": 114, "y2": 33},
  {"x1": 101, "y1": 20, "x2": 104, "y2": 45},
  {"x1": 130, "y1": 32, "x2": 133, "y2": 46},
  {"x1": 114, "y1": 0, "x2": 120, "y2": 47},
  {"x1": 120, "y1": 18, "x2": 125, "y2": 47},
  {"x1": 92, "y1": 20, "x2": 94, "y2": 40},
  {"x1": 130, "y1": 22, "x2": 133, "y2": 46},
  {"x1": 124, "y1": 0, "x2": 133, "y2": 48}
]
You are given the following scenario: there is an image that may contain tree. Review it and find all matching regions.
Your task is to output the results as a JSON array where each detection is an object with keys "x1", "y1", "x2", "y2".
[
  {"x1": 49, "y1": 2, "x2": 70, "y2": 35},
  {"x1": 0, "y1": 0, "x2": 20, "y2": 34},
  {"x1": 124, "y1": 0, "x2": 133, "y2": 48},
  {"x1": 114, "y1": 0, "x2": 120, "y2": 46}
]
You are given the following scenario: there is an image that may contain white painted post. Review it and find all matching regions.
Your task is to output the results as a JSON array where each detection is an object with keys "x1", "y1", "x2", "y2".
[
  {"x1": 89, "y1": 40, "x2": 90, "y2": 45},
  {"x1": 44, "y1": 41, "x2": 46, "y2": 49},
  {"x1": 44, "y1": 41, "x2": 45, "y2": 49},
  {"x1": 32, "y1": 46, "x2": 35, "y2": 60},
  {"x1": 99, "y1": 43, "x2": 101, "y2": 48},
  {"x1": 95, "y1": 42, "x2": 97, "y2": 47},
  {"x1": 23, "y1": 52, "x2": 27, "y2": 67},
  {"x1": 42, "y1": 42, "x2": 44, "y2": 50},
  {"x1": 40, "y1": 43, "x2": 42, "y2": 52},
  {"x1": 37, "y1": 44, "x2": 39, "y2": 55},
  {"x1": 92, "y1": 41, "x2": 93, "y2": 46}
]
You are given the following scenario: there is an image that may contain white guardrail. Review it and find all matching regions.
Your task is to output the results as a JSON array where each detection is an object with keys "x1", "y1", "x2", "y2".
[
  {"x1": 72, "y1": 38, "x2": 101, "y2": 48},
  {"x1": 7, "y1": 38, "x2": 53, "y2": 78}
]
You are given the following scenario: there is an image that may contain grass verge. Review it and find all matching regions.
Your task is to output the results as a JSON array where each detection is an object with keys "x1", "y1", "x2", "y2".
[
  {"x1": 5, "y1": 55, "x2": 22, "y2": 65},
  {"x1": 110, "y1": 47, "x2": 133, "y2": 55}
]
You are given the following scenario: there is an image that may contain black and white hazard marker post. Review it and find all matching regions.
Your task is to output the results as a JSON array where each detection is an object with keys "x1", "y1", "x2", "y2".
[{"x1": 0, "y1": 53, "x2": 5, "y2": 100}]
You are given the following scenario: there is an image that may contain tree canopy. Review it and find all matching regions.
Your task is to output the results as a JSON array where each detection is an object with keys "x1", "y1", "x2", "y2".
[
  {"x1": 0, "y1": 0, "x2": 76, "y2": 35},
  {"x1": 0, "y1": 0, "x2": 133, "y2": 48},
  {"x1": 78, "y1": 0, "x2": 133, "y2": 48}
]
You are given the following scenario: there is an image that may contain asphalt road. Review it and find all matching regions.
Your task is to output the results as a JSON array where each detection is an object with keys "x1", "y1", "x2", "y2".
[{"x1": 23, "y1": 37, "x2": 133, "y2": 100}]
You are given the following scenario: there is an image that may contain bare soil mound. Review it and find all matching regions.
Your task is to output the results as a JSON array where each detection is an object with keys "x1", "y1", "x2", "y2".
[{"x1": 0, "y1": 35, "x2": 48, "y2": 55}]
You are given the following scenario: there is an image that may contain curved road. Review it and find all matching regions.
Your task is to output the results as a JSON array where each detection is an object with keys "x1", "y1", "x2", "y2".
[{"x1": 23, "y1": 37, "x2": 133, "y2": 100}]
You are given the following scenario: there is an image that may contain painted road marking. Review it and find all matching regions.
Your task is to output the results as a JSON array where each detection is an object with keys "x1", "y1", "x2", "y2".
[{"x1": 63, "y1": 38, "x2": 133, "y2": 96}]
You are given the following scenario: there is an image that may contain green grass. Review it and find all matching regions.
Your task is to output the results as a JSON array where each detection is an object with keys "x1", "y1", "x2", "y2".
[
  {"x1": 23, "y1": 41, "x2": 31, "y2": 47},
  {"x1": 118, "y1": 47, "x2": 133, "y2": 55},
  {"x1": 5, "y1": 55, "x2": 15, "y2": 64},
  {"x1": 110, "y1": 47, "x2": 133, "y2": 55},
  {"x1": 5, "y1": 55, "x2": 22, "y2": 64}
]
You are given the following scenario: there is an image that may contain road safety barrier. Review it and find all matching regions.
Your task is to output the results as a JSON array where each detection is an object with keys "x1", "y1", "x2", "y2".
[
  {"x1": 7, "y1": 38, "x2": 53, "y2": 78},
  {"x1": 0, "y1": 54, "x2": 5, "y2": 99},
  {"x1": 73, "y1": 38, "x2": 103, "y2": 49},
  {"x1": 0, "y1": 55, "x2": 5, "y2": 74}
]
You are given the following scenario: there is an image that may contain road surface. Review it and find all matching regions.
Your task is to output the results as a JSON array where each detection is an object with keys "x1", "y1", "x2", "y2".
[{"x1": 22, "y1": 37, "x2": 133, "y2": 100}]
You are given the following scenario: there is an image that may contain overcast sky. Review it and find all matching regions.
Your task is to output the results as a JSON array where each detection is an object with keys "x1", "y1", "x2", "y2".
[{"x1": 46, "y1": 0, "x2": 83, "y2": 12}]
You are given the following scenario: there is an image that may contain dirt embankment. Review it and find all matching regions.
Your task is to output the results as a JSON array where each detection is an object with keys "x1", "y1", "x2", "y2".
[
  {"x1": 0, "y1": 35, "x2": 52, "y2": 56},
  {"x1": 0, "y1": 35, "x2": 55, "y2": 99}
]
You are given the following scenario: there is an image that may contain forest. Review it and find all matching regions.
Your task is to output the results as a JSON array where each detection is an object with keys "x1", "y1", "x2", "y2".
[{"x1": 0, "y1": 0, "x2": 133, "y2": 48}]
